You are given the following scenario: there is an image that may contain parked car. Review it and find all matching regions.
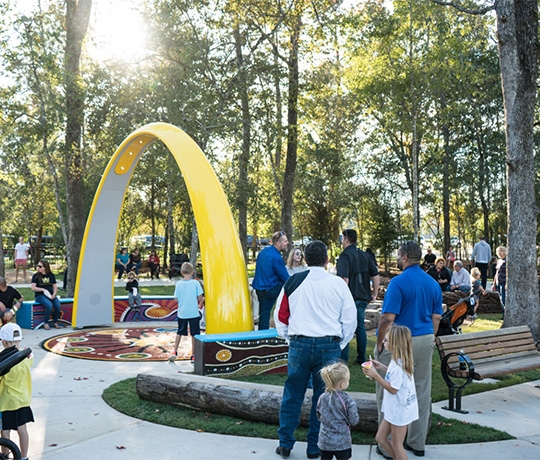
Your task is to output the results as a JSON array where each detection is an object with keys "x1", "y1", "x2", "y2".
[
  {"x1": 450, "y1": 236, "x2": 461, "y2": 247},
  {"x1": 293, "y1": 236, "x2": 313, "y2": 246},
  {"x1": 131, "y1": 235, "x2": 165, "y2": 249}
]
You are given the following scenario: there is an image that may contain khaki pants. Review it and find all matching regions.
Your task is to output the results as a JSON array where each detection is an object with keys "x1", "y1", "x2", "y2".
[{"x1": 374, "y1": 333, "x2": 434, "y2": 452}]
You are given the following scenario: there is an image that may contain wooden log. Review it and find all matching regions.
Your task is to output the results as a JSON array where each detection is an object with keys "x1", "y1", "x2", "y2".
[{"x1": 136, "y1": 372, "x2": 379, "y2": 432}]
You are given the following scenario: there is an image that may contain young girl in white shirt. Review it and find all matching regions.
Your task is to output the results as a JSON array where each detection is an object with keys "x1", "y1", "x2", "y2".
[{"x1": 363, "y1": 325, "x2": 418, "y2": 460}]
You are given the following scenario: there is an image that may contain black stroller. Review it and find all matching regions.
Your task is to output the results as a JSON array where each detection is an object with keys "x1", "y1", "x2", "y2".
[
  {"x1": 437, "y1": 295, "x2": 476, "y2": 337},
  {"x1": 168, "y1": 253, "x2": 189, "y2": 279},
  {"x1": 0, "y1": 346, "x2": 32, "y2": 460}
]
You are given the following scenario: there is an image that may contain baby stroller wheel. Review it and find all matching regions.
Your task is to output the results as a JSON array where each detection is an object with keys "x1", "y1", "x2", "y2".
[{"x1": 0, "y1": 437, "x2": 22, "y2": 459}]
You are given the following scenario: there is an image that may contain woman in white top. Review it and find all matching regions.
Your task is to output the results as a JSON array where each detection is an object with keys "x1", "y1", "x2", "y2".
[
  {"x1": 363, "y1": 325, "x2": 419, "y2": 460},
  {"x1": 286, "y1": 248, "x2": 307, "y2": 276}
]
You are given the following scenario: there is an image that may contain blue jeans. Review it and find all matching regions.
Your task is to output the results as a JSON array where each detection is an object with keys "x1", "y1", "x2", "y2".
[
  {"x1": 128, "y1": 292, "x2": 142, "y2": 309},
  {"x1": 256, "y1": 283, "x2": 283, "y2": 330},
  {"x1": 127, "y1": 261, "x2": 142, "y2": 275},
  {"x1": 340, "y1": 300, "x2": 368, "y2": 364},
  {"x1": 36, "y1": 294, "x2": 61, "y2": 324},
  {"x1": 278, "y1": 336, "x2": 341, "y2": 455},
  {"x1": 497, "y1": 284, "x2": 506, "y2": 312}
]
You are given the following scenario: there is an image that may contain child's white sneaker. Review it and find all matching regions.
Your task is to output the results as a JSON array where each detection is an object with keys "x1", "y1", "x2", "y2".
[{"x1": 168, "y1": 351, "x2": 177, "y2": 362}]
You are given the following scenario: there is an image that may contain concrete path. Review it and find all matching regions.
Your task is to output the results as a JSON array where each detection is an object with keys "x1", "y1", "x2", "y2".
[{"x1": 3, "y1": 324, "x2": 539, "y2": 460}]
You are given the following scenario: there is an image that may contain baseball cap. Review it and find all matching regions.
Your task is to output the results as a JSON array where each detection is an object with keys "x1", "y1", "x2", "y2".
[{"x1": 0, "y1": 323, "x2": 23, "y2": 342}]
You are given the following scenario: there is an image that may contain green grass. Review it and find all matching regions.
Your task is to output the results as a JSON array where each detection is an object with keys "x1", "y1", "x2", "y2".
[
  {"x1": 101, "y1": 314, "x2": 521, "y2": 444},
  {"x1": 225, "y1": 315, "x2": 540, "y2": 402},
  {"x1": 103, "y1": 378, "x2": 512, "y2": 444}
]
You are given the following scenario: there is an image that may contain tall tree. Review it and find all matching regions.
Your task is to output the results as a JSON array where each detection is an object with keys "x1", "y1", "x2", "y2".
[{"x1": 64, "y1": 0, "x2": 92, "y2": 295}]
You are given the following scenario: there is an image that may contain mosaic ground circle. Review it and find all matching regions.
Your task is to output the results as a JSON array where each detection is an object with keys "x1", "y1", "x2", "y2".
[{"x1": 42, "y1": 327, "x2": 193, "y2": 361}]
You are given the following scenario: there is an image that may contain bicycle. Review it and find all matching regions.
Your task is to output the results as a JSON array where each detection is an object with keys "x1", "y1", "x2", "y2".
[{"x1": 0, "y1": 347, "x2": 31, "y2": 460}]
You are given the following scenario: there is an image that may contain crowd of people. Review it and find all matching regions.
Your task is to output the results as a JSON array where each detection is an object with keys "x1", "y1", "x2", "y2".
[
  {"x1": 252, "y1": 231, "x2": 507, "y2": 459},
  {"x1": 422, "y1": 238, "x2": 507, "y2": 317},
  {"x1": 1, "y1": 232, "x2": 508, "y2": 460}
]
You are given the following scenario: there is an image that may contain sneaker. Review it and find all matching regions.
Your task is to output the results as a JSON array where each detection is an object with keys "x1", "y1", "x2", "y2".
[
  {"x1": 190, "y1": 355, "x2": 195, "y2": 363},
  {"x1": 168, "y1": 351, "x2": 177, "y2": 362}
]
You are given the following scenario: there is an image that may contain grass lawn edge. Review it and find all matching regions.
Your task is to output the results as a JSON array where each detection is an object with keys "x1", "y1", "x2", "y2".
[{"x1": 102, "y1": 377, "x2": 513, "y2": 445}]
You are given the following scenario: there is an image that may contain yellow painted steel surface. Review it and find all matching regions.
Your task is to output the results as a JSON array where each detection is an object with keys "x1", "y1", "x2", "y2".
[{"x1": 73, "y1": 123, "x2": 252, "y2": 333}]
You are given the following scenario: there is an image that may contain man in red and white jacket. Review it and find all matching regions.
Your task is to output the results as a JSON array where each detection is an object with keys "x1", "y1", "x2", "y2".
[{"x1": 273, "y1": 240, "x2": 357, "y2": 459}]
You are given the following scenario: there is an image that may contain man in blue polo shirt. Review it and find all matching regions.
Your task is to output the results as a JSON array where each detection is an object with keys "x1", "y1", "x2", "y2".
[
  {"x1": 374, "y1": 241, "x2": 442, "y2": 458},
  {"x1": 252, "y1": 231, "x2": 290, "y2": 329}
]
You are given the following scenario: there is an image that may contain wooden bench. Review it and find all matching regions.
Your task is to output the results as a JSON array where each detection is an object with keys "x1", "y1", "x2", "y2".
[
  {"x1": 435, "y1": 325, "x2": 540, "y2": 414},
  {"x1": 115, "y1": 260, "x2": 157, "y2": 277}
]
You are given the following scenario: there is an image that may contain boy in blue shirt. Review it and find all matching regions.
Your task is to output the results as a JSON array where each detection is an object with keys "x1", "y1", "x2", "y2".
[{"x1": 169, "y1": 262, "x2": 204, "y2": 362}]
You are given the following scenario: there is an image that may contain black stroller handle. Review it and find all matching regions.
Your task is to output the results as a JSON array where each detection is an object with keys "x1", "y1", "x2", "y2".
[{"x1": 0, "y1": 347, "x2": 32, "y2": 377}]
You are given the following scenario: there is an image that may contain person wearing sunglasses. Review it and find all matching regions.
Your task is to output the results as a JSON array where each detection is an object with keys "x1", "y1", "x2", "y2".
[
  {"x1": 286, "y1": 248, "x2": 307, "y2": 276},
  {"x1": 31, "y1": 260, "x2": 62, "y2": 330},
  {"x1": 252, "y1": 231, "x2": 290, "y2": 330}
]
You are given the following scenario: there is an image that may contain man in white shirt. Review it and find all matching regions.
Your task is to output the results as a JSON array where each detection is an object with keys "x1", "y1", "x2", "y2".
[
  {"x1": 472, "y1": 236, "x2": 492, "y2": 289},
  {"x1": 450, "y1": 261, "x2": 471, "y2": 292},
  {"x1": 14, "y1": 237, "x2": 30, "y2": 283},
  {"x1": 274, "y1": 240, "x2": 357, "y2": 459}
]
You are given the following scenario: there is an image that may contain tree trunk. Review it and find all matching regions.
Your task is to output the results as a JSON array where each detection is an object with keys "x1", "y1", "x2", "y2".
[
  {"x1": 233, "y1": 25, "x2": 251, "y2": 263},
  {"x1": 274, "y1": 32, "x2": 283, "y2": 169},
  {"x1": 281, "y1": 17, "x2": 301, "y2": 248},
  {"x1": 190, "y1": 217, "x2": 198, "y2": 268},
  {"x1": 64, "y1": 0, "x2": 92, "y2": 297},
  {"x1": 441, "y1": 96, "x2": 451, "y2": 254},
  {"x1": 36, "y1": 221, "x2": 43, "y2": 263},
  {"x1": 163, "y1": 224, "x2": 169, "y2": 270},
  {"x1": 136, "y1": 373, "x2": 378, "y2": 433},
  {"x1": 166, "y1": 155, "x2": 176, "y2": 262},
  {"x1": 0, "y1": 223, "x2": 4, "y2": 278},
  {"x1": 150, "y1": 178, "x2": 156, "y2": 250},
  {"x1": 411, "y1": 116, "x2": 420, "y2": 242},
  {"x1": 496, "y1": 0, "x2": 539, "y2": 338},
  {"x1": 476, "y1": 129, "x2": 490, "y2": 240}
]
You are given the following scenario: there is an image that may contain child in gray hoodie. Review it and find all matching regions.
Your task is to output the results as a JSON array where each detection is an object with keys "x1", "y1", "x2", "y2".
[{"x1": 317, "y1": 362, "x2": 360, "y2": 459}]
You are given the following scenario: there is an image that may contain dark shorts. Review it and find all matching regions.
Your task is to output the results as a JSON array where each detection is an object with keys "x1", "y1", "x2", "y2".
[
  {"x1": 177, "y1": 316, "x2": 200, "y2": 336},
  {"x1": 1, "y1": 406, "x2": 34, "y2": 430},
  {"x1": 321, "y1": 448, "x2": 352, "y2": 460}
]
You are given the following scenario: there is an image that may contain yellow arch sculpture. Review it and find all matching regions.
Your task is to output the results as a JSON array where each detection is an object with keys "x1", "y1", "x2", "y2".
[{"x1": 73, "y1": 122, "x2": 252, "y2": 334}]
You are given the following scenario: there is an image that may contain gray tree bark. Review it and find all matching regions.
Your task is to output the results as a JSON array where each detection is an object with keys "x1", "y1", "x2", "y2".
[
  {"x1": 0, "y1": 223, "x2": 4, "y2": 278},
  {"x1": 497, "y1": 0, "x2": 539, "y2": 337},
  {"x1": 233, "y1": 25, "x2": 251, "y2": 263},
  {"x1": 190, "y1": 218, "x2": 199, "y2": 268},
  {"x1": 166, "y1": 156, "x2": 176, "y2": 261},
  {"x1": 64, "y1": 0, "x2": 92, "y2": 296},
  {"x1": 136, "y1": 373, "x2": 378, "y2": 432},
  {"x1": 281, "y1": 16, "x2": 301, "y2": 249}
]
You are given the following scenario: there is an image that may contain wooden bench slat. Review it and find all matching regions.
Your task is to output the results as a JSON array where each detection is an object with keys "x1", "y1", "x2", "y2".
[
  {"x1": 446, "y1": 350, "x2": 540, "y2": 367},
  {"x1": 449, "y1": 355, "x2": 540, "y2": 379},
  {"x1": 439, "y1": 336, "x2": 536, "y2": 357},
  {"x1": 436, "y1": 326, "x2": 531, "y2": 345},
  {"x1": 445, "y1": 344, "x2": 539, "y2": 363},
  {"x1": 436, "y1": 331, "x2": 534, "y2": 352}
]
